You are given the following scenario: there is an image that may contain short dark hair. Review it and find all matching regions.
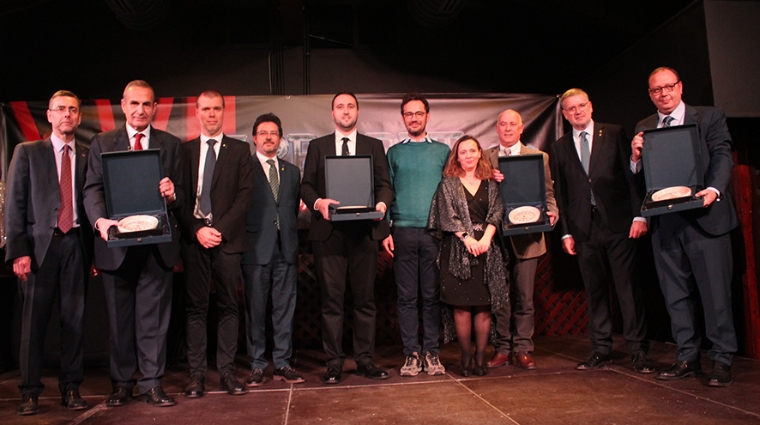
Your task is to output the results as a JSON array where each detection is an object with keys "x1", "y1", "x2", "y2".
[
  {"x1": 331, "y1": 92, "x2": 359, "y2": 110},
  {"x1": 49, "y1": 90, "x2": 81, "y2": 109},
  {"x1": 196, "y1": 90, "x2": 225, "y2": 108},
  {"x1": 252, "y1": 112, "x2": 283, "y2": 137},
  {"x1": 400, "y1": 92, "x2": 429, "y2": 114}
]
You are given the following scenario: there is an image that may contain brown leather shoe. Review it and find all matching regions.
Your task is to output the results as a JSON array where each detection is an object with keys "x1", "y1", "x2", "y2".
[
  {"x1": 512, "y1": 352, "x2": 537, "y2": 370},
  {"x1": 487, "y1": 352, "x2": 510, "y2": 368}
]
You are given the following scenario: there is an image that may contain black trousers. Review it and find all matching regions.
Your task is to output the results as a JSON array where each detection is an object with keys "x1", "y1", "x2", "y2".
[{"x1": 18, "y1": 230, "x2": 86, "y2": 396}]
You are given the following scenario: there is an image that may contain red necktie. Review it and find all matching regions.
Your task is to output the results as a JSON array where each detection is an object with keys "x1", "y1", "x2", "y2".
[
  {"x1": 57, "y1": 145, "x2": 73, "y2": 234},
  {"x1": 134, "y1": 133, "x2": 144, "y2": 150}
]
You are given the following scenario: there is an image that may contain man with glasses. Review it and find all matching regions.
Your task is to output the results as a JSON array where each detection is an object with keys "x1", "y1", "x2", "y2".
[
  {"x1": 484, "y1": 109, "x2": 558, "y2": 371},
  {"x1": 631, "y1": 67, "x2": 738, "y2": 386},
  {"x1": 382, "y1": 93, "x2": 449, "y2": 376},
  {"x1": 180, "y1": 90, "x2": 253, "y2": 398},
  {"x1": 551, "y1": 89, "x2": 653, "y2": 374},
  {"x1": 6, "y1": 90, "x2": 93, "y2": 415},
  {"x1": 241, "y1": 113, "x2": 304, "y2": 387}
]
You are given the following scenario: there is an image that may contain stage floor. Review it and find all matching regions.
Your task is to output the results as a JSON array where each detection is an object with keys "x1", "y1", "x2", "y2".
[{"x1": 1, "y1": 335, "x2": 758, "y2": 424}]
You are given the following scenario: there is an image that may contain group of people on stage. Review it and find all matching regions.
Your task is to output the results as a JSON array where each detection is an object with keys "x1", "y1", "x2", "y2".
[{"x1": 5, "y1": 66, "x2": 739, "y2": 417}]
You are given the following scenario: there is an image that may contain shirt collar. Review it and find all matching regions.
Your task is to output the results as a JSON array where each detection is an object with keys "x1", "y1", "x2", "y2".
[
  {"x1": 401, "y1": 134, "x2": 432, "y2": 144},
  {"x1": 256, "y1": 151, "x2": 277, "y2": 165},
  {"x1": 126, "y1": 123, "x2": 151, "y2": 140},
  {"x1": 572, "y1": 120, "x2": 595, "y2": 141},
  {"x1": 50, "y1": 133, "x2": 73, "y2": 153},
  {"x1": 335, "y1": 129, "x2": 357, "y2": 143},
  {"x1": 201, "y1": 133, "x2": 224, "y2": 145},
  {"x1": 657, "y1": 101, "x2": 685, "y2": 126}
]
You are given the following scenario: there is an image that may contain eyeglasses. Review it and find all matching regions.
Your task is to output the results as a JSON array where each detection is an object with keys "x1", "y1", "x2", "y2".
[
  {"x1": 50, "y1": 106, "x2": 79, "y2": 115},
  {"x1": 648, "y1": 81, "x2": 680, "y2": 95},
  {"x1": 403, "y1": 111, "x2": 426, "y2": 119},
  {"x1": 256, "y1": 131, "x2": 280, "y2": 137},
  {"x1": 563, "y1": 102, "x2": 589, "y2": 114}
]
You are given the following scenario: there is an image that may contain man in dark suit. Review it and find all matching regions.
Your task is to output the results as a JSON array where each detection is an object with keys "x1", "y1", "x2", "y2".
[
  {"x1": 84, "y1": 80, "x2": 183, "y2": 408},
  {"x1": 300, "y1": 92, "x2": 394, "y2": 384},
  {"x1": 241, "y1": 113, "x2": 304, "y2": 387},
  {"x1": 551, "y1": 88, "x2": 653, "y2": 373},
  {"x1": 180, "y1": 91, "x2": 253, "y2": 398},
  {"x1": 6, "y1": 90, "x2": 93, "y2": 415},
  {"x1": 484, "y1": 109, "x2": 558, "y2": 370},
  {"x1": 631, "y1": 67, "x2": 738, "y2": 386}
]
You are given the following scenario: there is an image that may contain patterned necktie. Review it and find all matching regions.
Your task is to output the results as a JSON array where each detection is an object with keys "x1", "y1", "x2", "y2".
[
  {"x1": 341, "y1": 137, "x2": 350, "y2": 156},
  {"x1": 134, "y1": 132, "x2": 144, "y2": 150},
  {"x1": 200, "y1": 139, "x2": 217, "y2": 216},
  {"x1": 57, "y1": 144, "x2": 73, "y2": 234},
  {"x1": 580, "y1": 131, "x2": 596, "y2": 206},
  {"x1": 267, "y1": 159, "x2": 279, "y2": 202},
  {"x1": 662, "y1": 116, "x2": 675, "y2": 127}
]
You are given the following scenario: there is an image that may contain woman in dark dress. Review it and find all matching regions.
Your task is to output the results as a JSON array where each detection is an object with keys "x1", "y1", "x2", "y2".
[{"x1": 427, "y1": 135, "x2": 508, "y2": 376}]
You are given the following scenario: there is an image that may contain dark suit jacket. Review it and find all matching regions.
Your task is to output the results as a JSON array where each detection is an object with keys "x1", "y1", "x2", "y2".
[
  {"x1": 300, "y1": 133, "x2": 394, "y2": 241},
  {"x1": 634, "y1": 104, "x2": 737, "y2": 236},
  {"x1": 5, "y1": 139, "x2": 93, "y2": 268},
  {"x1": 551, "y1": 122, "x2": 641, "y2": 241},
  {"x1": 484, "y1": 143, "x2": 558, "y2": 259},
  {"x1": 179, "y1": 135, "x2": 254, "y2": 254},
  {"x1": 244, "y1": 156, "x2": 300, "y2": 265},
  {"x1": 83, "y1": 125, "x2": 184, "y2": 270}
]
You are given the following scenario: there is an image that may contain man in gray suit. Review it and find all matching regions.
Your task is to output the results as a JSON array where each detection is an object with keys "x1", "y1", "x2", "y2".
[
  {"x1": 485, "y1": 109, "x2": 558, "y2": 370},
  {"x1": 84, "y1": 80, "x2": 183, "y2": 408},
  {"x1": 6, "y1": 90, "x2": 93, "y2": 415},
  {"x1": 242, "y1": 113, "x2": 304, "y2": 387}
]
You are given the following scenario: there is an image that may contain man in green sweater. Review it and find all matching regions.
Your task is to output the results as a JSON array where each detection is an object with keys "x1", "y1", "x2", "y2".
[{"x1": 382, "y1": 93, "x2": 450, "y2": 376}]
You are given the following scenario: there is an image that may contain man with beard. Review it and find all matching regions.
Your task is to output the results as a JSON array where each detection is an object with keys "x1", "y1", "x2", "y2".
[
  {"x1": 300, "y1": 92, "x2": 394, "y2": 384},
  {"x1": 382, "y1": 93, "x2": 449, "y2": 376},
  {"x1": 241, "y1": 113, "x2": 304, "y2": 387},
  {"x1": 180, "y1": 90, "x2": 253, "y2": 398}
]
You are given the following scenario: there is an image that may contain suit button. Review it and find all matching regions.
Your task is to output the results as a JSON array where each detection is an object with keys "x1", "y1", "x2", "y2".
[{"x1": 588, "y1": 178, "x2": 592, "y2": 183}]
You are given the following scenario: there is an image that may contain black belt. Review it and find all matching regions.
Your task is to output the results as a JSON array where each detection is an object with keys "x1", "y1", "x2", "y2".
[{"x1": 54, "y1": 227, "x2": 80, "y2": 236}]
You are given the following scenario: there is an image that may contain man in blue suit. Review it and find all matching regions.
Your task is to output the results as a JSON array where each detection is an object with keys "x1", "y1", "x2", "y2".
[
  {"x1": 241, "y1": 113, "x2": 304, "y2": 387},
  {"x1": 631, "y1": 67, "x2": 738, "y2": 386},
  {"x1": 6, "y1": 90, "x2": 93, "y2": 415}
]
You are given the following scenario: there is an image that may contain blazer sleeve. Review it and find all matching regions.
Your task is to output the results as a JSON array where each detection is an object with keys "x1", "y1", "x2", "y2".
[
  {"x1": 4, "y1": 144, "x2": 31, "y2": 261},
  {"x1": 214, "y1": 141, "x2": 255, "y2": 239},
  {"x1": 83, "y1": 133, "x2": 109, "y2": 227},
  {"x1": 300, "y1": 137, "x2": 323, "y2": 212}
]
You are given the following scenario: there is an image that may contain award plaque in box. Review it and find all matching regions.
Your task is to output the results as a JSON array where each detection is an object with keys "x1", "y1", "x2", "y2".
[
  {"x1": 498, "y1": 154, "x2": 553, "y2": 236},
  {"x1": 101, "y1": 149, "x2": 172, "y2": 247},
  {"x1": 640, "y1": 124, "x2": 704, "y2": 217},
  {"x1": 325, "y1": 155, "x2": 384, "y2": 221}
]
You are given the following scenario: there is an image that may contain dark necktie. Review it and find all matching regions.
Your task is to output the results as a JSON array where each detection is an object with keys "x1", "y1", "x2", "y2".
[
  {"x1": 58, "y1": 144, "x2": 73, "y2": 234},
  {"x1": 267, "y1": 159, "x2": 279, "y2": 202},
  {"x1": 580, "y1": 131, "x2": 596, "y2": 206},
  {"x1": 134, "y1": 132, "x2": 144, "y2": 150},
  {"x1": 267, "y1": 159, "x2": 280, "y2": 229},
  {"x1": 662, "y1": 116, "x2": 675, "y2": 127},
  {"x1": 200, "y1": 139, "x2": 217, "y2": 216},
  {"x1": 341, "y1": 137, "x2": 350, "y2": 156}
]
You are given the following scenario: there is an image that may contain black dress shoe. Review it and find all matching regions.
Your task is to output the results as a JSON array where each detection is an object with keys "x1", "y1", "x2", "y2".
[
  {"x1": 220, "y1": 372, "x2": 247, "y2": 395},
  {"x1": 576, "y1": 352, "x2": 611, "y2": 370},
  {"x1": 356, "y1": 363, "x2": 390, "y2": 380},
  {"x1": 631, "y1": 351, "x2": 656, "y2": 374},
  {"x1": 472, "y1": 362, "x2": 488, "y2": 376},
  {"x1": 17, "y1": 393, "x2": 38, "y2": 416},
  {"x1": 184, "y1": 376, "x2": 205, "y2": 398},
  {"x1": 106, "y1": 386, "x2": 131, "y2": 407},
  {"x1": 707, "y1": 360, "x2": 733, "y2": 387},
  {"x1": 656, "y1": 360, "x2": 702, "y2": 380},
  {"x1": 323, "y1": 366, "x2": 342, "y2": 384},
  {"x1": 62, "y1": 389, "x2": 88, "y2": 410},
  {"x1": 140, "y1": 387, "x2": 176, "y2": 407}
]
